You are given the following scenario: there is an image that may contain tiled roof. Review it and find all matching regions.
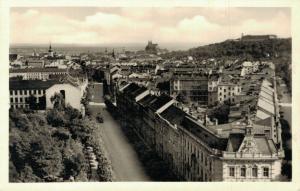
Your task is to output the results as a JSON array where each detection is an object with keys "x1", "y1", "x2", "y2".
[{"x1": 254, "y1": 136, "x2": 276, "y2": 155}]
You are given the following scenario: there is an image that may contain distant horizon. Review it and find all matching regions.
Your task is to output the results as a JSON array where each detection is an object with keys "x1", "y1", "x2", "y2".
[{"x1": 9, "y1": 35, "x2": 291, "y2": 51}]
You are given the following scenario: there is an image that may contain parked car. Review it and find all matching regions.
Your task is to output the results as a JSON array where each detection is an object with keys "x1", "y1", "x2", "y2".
[{"x1": 86, "y1": 146, "x2": 93, "y2": 152}]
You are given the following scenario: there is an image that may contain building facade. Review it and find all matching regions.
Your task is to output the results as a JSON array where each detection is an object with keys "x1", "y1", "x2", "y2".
[
  {"x1": 9, "y1": 68, "x2": 68, "y2": 80},
  {"x1": 170, "y1": 74, "x2": 208, "y2": 105},
  {"x1": 217, "y1": 83, "x2": 242, "y2": 104},
  {"x1": 115, "y1": 82, "x2": 284, "y2": 181}
]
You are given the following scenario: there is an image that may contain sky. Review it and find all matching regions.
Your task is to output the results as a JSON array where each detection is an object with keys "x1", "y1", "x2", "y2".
[{"x1": 10, "y1": 7, "x2": 291, "y2": 46}]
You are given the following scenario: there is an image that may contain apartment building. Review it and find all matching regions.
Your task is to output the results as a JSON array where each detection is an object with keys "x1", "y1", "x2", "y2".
[
  {"x1": 115, "y1": 82, "x2": 284, "y2": 181},
  {"x1": 217, "y1": 83, "x2": 242, "y2": 104},
  {"x1": 170, "y1": 73, "x2": 208, "y2": 105}
]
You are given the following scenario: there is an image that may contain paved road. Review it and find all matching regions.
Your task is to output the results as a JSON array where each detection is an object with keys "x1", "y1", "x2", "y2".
[
  {"x1": 277, "y1": 79, "x2": 292, "y2": 127},
  {"x1": 88, "y1": 104, "x2": 151, "y2": 181},
  {"x1": 89, "y1": 83, "x2": 104, "y2": 103}
]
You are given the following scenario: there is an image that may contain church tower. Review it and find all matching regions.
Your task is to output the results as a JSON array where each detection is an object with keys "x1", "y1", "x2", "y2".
[{"x1": 48, "y1": 42, "x2": 54, "y2": 57}]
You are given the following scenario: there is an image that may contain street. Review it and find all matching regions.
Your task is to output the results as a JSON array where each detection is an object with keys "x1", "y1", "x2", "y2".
[
  {"x1": 88, "y1": 104, "x2": 151, "y2": 181},
  {"x1": 88, "y1": 82, "x2": 150, "y2": 181},
  {"x1": 277, "y1": 78, "x2": 292, "y2": 127}
]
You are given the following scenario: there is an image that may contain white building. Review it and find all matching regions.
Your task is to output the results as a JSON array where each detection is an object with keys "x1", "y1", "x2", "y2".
[
  {"x1": 217, "y1": 83, "x2": 242, "y2": 104},
  {"x1": 10, "y1": 78, "x2": 88, "y2": 113}
]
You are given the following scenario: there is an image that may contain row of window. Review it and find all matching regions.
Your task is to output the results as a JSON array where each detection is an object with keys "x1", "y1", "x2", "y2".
[
  {"x1": 219, "y1": 97, "x2": 235, "y2": 102},
  {"x1": 184, "y1": 138, "x2": 212, "y2": 181},
  {"x1": 228, "y1": 166, "x2": 269, "y2": 178},
  {"x1": 10, "y1": 96, "x2": 43, "y2": 103},
  {"x1": 219, "y1": 87, "x2": 241, "y2": 92},
  {"x1": 219, "y1": 92, "x2": 236, "y2": 96},
  {"x1": 11, "y1": 97, "x2": 29, "y2": 103},
  {"x1": 10, "y1": 89, "x2": 45, "y2": 95},
  {"x1": 12, "y1": 104, "x2": 29, "y2": 109}
]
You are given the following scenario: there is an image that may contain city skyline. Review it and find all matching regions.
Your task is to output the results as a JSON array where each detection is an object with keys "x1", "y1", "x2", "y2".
[{"x1": 10, "y1": 7, "x2": 291, "y2": 45}]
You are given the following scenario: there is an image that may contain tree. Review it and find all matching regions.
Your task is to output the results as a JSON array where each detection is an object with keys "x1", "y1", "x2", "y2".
[
  {"x1": 208, "y1": 103, "x2": 230, "y2": 124},
  {"x1": 46, "y1": 109, "x2": 67, "y2": 127},
  {"x1": 50, "y1": 92, "x2": 65, "y2": 110}
]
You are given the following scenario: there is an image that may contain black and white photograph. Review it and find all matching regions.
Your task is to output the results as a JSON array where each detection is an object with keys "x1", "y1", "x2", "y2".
[{"x1": 2, "y1": 0, "x2": 297, "y2": 186}]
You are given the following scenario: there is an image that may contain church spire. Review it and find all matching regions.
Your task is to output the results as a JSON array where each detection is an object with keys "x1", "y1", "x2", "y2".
[{"x1": 49, "y1": 42, "x2": 52, "y2": 52}]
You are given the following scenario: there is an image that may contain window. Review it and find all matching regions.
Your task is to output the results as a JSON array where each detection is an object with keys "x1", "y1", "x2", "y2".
[
  {"x1": 241, "y1": 166, "x2": 246, "y2": 177},
  {"x1": 10, "y1": 98, "x2": 13, "y2": 103},
  {"x1": 60, "y1": 90, "x2": 66, "y2": 99},
  {"x1": 224, "y1": 89, "x2": 226, "y2": 92},
  {"x1": 229, "y1": 167, "x2": 235, "y2": 177},
  {"x1": 252, "y1": 167, "x2": 258, "y2": 177},
  {"x1": 10, "y1": 90, "x2": 13, "y2": 95},
  {"x1": 38, "y1": 90, "x2": 41, "y2": 94},
  {"x1": 263, "y1": 167, "x2": 269, "y2": 177},
  {"x1": 15, "y1": 97, "x2": 18, "y2": 103},
  {"x1": 20, "y1": 98, "x2": 23, "y2": 103},
  {"x1": 20, "y1": 90, "x2": 23, "y2": 95}
]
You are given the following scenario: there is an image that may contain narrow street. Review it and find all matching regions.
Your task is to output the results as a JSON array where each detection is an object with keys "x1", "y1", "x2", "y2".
[{"x1": 88, "y1": 104, "x2": 151, "y2": 181}]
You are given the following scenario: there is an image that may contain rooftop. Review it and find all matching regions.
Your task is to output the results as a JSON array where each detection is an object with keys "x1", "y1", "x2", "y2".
[
  {"x1": 10, "y1": 68, "x2": 67, "y2": 73},
  {"x1": 148, "y1": 94, "x2": 172, "y2": 111},
  {"x1": 9, "y1": 79, "x2": 63, "y2": 90}
]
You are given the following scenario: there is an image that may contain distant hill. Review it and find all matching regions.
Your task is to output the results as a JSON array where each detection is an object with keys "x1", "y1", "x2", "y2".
[{"x1": 162, "y1": 38, "x2": 291, "y2": 60}]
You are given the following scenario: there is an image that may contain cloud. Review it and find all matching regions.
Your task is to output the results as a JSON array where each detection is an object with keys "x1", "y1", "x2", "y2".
[{"x1": 10, "y1": 7, "x2": 291, "y2": 45}]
